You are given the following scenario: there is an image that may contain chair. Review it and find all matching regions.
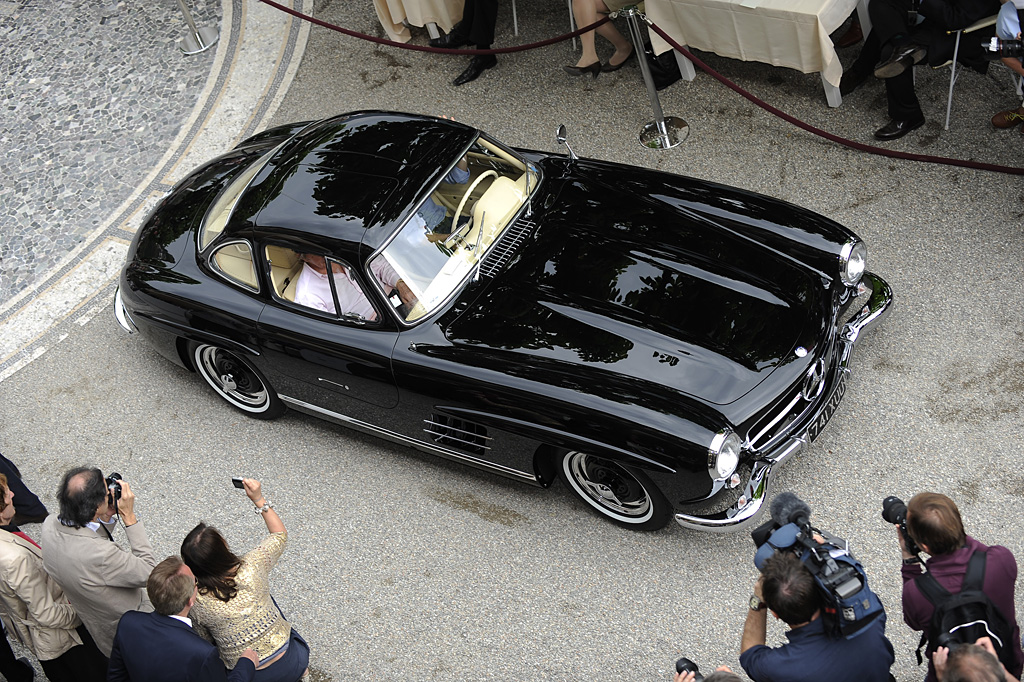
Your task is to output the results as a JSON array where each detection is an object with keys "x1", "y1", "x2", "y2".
[{"x1": 939, "y1": 14, "x2": 998, "y2": 130}]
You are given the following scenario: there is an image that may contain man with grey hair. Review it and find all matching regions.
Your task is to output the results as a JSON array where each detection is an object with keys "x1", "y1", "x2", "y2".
[{"x1": 41, "y1": 467, "x2": 156, "y2": 658}]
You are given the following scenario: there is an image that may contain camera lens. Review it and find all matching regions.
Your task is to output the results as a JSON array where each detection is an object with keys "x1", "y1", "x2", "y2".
[
  {"x1": 881, "y1": 496, "x2": 906, "y2": 524},
  {"x1": 675, "y1": 658, "x2": 703, "y2": 681}
]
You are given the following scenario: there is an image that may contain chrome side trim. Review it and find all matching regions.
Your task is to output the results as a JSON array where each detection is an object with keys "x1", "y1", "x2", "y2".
[
  {"x1": 675, "y1": 270, "x2": 893, "y2": 533},
  {"x1": 279, "y1": 396, "x2": 539, "y2": 484}
]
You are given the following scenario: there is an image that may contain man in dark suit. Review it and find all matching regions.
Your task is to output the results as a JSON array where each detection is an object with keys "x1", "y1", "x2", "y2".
[
  {"x1": 108, "y1": 556, "x2": 257, "y2": 682},
  {"x1": 840, "y1": 0, "x2": 1001, "y2": 139}
]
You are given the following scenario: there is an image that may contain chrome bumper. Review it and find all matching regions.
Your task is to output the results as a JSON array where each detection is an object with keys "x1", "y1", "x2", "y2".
[
  {"x1": 113, "y1": 286, "x2": 137, "y2": 334},
  {"x1": 673, "y1": 271, "x2": 893, "y2": 533}
]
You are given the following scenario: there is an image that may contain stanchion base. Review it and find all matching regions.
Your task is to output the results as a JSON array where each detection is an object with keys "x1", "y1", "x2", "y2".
[
  {"x1": 638, "y1": 117, "x2": 690, "y2": 150},
  {"x1": 178, "y1": 26, "x2": 219, "y2": 55}
]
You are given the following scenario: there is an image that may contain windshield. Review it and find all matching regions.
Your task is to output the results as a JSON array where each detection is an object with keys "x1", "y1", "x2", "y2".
[{"x1": 371, "y1": 136, "x2": 539, "y2": 323}]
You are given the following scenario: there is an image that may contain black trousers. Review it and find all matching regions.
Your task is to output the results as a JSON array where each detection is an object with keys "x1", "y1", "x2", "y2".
[
  {"x1": 461, "y1": 0, "x2": 498, "y2": 48},
  {"x1": 39, "y1": 626, "x2": 108, "y2": 682},
  {"x1": 0, "y1": 631, "x2": 33, "y2": 682}
]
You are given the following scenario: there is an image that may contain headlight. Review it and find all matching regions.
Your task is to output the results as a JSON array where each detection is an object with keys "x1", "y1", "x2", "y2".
[
  {"x1": 839, "y1": 241, "x2": 867, "y2": 286},
  {"x1": 708, "y1": 429, "x2": 741, "y2": 480}
]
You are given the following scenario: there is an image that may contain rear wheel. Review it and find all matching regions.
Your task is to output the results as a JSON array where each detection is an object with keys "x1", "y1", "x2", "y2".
[
  {"x1": 557, "y1": 450, "x2": 672, "y2": 530},
  {"x1": 191, "y1": 343, "x2": 284, "y2": 419}
]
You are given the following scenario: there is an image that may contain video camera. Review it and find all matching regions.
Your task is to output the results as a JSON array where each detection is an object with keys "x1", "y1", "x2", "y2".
[
  {"x1": 982, "y1": 0, "x2": 1024, "y2": 59},
  {"x1": 751, "y1": 492, "x2": 884, "y2": 639}
]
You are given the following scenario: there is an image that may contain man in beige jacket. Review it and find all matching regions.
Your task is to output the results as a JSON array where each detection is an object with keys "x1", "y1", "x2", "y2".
[
  {"x1": 41, "y1": 467, "x2": 157, "y2": 658},
  {"x1": 0, "y1": 473, "x2": 107, "y2": 681}
]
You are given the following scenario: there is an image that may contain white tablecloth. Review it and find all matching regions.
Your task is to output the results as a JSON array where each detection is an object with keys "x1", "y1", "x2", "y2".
[
  {"x1": 645, "y1": 0, "x2": 859, "y2": 87},
  {"x1": 373, "y1": 0, "x2": 465, "y2": 42}
]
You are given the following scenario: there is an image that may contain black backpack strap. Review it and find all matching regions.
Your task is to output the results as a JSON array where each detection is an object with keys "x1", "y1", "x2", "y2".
[
  {"x1": 962, "y1": 549, "x2": 988, "y2": 591},
  {"x1": 913, "y1": 571, "x2": 952, "y2": 665}
]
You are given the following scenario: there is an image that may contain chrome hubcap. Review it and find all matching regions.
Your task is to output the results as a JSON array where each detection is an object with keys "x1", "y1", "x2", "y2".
[{"x1": 566, "y1": 452, "x2": 651, "y2": 518}]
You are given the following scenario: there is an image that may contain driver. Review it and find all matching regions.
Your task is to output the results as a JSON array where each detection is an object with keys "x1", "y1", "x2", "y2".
[
  {"x1": 418, "y1": 156, "x2": 470, "y2": 234},
  {"x1": 293, "y1": 254, "x2": 416, "y2": 320}
]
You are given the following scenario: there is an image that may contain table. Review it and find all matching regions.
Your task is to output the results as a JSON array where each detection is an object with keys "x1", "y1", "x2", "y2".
[
  {"x1": 373, "y1": 0, "x2": 464, "y2": 42},
  {"x1": 644, "y1": 0, "x2": 870, "y2": 106}
]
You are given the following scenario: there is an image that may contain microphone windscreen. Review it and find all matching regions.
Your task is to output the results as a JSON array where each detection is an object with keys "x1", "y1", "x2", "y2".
[{"x1": 770, "y1": 491, "x2": 812, "y2": 526}]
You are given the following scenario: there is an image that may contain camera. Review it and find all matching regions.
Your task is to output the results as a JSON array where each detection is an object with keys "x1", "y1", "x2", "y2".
[
  {"x1": 675, "y1": 657, "x2": 703, "y2": 681},
  {"x1": 982, "y1": 37, "x2": 1024, "y2": 59},
  {"x1": 106, "y1": 472, "x2": 123, "y2": 504},
  {"x1": 881, "y1": 496, "x2": 921, "y2": 556},
  {"x1": 751, "y1": 492, "x2": 884, "y2": 639}
]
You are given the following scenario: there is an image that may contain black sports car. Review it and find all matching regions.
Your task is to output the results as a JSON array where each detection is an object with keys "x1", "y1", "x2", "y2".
[{"x1": 114, "y1": 111, "x2": 892, "y2": 532}]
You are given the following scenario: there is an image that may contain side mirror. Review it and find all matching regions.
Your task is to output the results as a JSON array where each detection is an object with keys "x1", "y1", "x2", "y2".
[{"x1": 555, "y1": 124, "x2": 577, "y2": 160}]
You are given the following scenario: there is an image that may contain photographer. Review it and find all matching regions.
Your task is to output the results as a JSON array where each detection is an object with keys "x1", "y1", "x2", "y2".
[
  {"x1": 896, "y1": 492, "x2": 1023, "y2": 682},
  {"x1": 41, "y1": 467, "x2": 157, "y2": 659},
  {"x1": 739, "y1": 552, "x2": 895, "y2": 682},
  {"x1": 935, "y1": 639, "x2": 1017, "y2": 682}
]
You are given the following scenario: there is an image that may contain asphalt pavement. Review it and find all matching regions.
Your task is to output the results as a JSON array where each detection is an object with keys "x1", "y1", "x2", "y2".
[{"x1": 1, "y1": 0, "x2": 1023, "y2": 680}]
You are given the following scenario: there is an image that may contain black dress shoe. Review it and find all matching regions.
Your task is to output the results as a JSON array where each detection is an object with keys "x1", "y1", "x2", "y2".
[
  {"x1": 453, "y1": 55, "x2": 497, "y2": 86},
  {"x1": 874, "y1": 116, "x2": 925, "y2": 140},
  {"x1": 430, "y1": 22, "x2": 469, "y2": 49},
  {"x1": 873, "y1": 43, "x2": 926, "y2": 79},
  {"x1": 563, "y1": 61, "x2": 601, "y2": 78},
  {"x1": 839, "y1": 69, "x2": 869, "y2": 97}
]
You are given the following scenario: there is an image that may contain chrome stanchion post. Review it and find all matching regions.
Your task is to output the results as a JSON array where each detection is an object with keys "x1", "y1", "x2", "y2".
[
  {"x1": 175, "y1": 0, "x2": 219, "y2": 55},
  {"x1": 622, "y1": 7, "x2": 688, "y2": 149}
]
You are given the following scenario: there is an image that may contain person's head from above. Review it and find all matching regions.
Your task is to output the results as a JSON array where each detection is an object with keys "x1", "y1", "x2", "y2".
[
  {"x1": 907, "y1": 492, "x2": 966, "y2": 556},
  {"x1": 57, "y1": 467, "x2": 110, "y2": 528},
  {"x1": 0, "y1": 474, "x2": 14, "y2": 526},
  {"x1": 148, "y1": 556, "x2": 198, "y2": 617},
  {"x1": 181, "y1": 522, "x2": 242, "y2": 602},
  {"x1": 704, "y1": 670, "x2": 744, "y2": 682},
  {"x1": 760, "y1": 552, "x2": 820, "y2": 626},
  {"x1": 942, "y1": 643, "x2": 1005, "y2": 682}
]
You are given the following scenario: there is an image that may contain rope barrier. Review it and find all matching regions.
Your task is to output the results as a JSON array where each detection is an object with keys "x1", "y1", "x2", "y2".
[
  {"x1": 645, "y1": 21, "x2": 1024, "y2": 175},
  {"x1": 258, "y1": 0, "x2": 1023, "y2": 175},
  {"x1": 258, "y1": 0, "x2": 610, "y2": 55}
]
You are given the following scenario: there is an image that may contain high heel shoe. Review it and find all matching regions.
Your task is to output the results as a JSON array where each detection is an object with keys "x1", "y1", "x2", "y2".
[
  {"x1": 563, "y1": 61, "x2": 601, "y2": 78},
  {"x1": 601, "y1": 48, "x2": 636, "y2": 73}
]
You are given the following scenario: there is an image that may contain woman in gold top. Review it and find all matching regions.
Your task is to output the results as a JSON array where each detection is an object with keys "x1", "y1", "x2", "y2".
[{"x1": 181, "y1": 479, "x2": 309, "y2": 682}]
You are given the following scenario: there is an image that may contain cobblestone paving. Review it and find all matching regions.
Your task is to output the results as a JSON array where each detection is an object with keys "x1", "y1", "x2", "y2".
[{"x1": 0, "y1": 0, "x2": 220, "y2": 305}]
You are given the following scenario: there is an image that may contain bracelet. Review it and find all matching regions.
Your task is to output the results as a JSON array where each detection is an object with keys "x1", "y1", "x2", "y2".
[{"x1": 254, "y1": 500, "x2": 273, "y2": 515}]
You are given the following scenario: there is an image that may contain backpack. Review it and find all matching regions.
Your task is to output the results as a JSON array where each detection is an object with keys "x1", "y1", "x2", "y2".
[{"x1": 914, "y1": 550, "x2": 1016, "y2": 671}]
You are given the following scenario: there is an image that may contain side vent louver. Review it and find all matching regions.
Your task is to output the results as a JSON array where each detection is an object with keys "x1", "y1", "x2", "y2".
[{"x1": 424, "y1": 414, "x2": 491, "y2": 456}]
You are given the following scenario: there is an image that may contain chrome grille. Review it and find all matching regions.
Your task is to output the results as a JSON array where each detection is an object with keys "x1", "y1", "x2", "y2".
[
  {"x1": 479, "y1": 217, "x2": 535, "y2": 279},
  {"x1": 424, "y1": 414, "x2": 491, "y2": 456}
]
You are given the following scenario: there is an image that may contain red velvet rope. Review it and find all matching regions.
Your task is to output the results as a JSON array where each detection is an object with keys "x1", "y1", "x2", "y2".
[
  {"x1": 646, "y1": 22, "x2": 1024, "y2": 175},
  {"x1": 258, "y1": 0, "x2": 1022, "y2": 175},
  {"x1": 258, "y1": 0, "x2": 610, "y2": 54}
]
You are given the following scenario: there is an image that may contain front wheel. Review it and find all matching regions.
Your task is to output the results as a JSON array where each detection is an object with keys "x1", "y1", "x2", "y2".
[
  {"x1": 191, "y1": 343, "x2": 284, "y2": 419},
  {"x1": 557, "y1": 451, "x2": 672, "y2": 531}
]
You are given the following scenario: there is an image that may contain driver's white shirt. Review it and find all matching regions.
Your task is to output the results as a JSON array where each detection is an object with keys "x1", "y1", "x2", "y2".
[{"x1": 294, "y1": 260, "x2": 400, "y2": 320}]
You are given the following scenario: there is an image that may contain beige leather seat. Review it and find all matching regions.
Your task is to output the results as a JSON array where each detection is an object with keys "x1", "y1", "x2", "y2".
[
  {"x1": 265, "y1": 245, "x2": 303, "y2": 300},
  {"x1": 468, "y1": 175, "x2": 526, "y2": 246}
]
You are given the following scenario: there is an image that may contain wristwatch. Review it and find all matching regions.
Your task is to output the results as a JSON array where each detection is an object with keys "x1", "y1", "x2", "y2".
[{"x1": 750, "y1": 595, "x2": 767, "y2": 611}]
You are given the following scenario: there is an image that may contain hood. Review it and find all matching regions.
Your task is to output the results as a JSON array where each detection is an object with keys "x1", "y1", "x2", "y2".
[{"x1": 445, "y1": 163, "x2": 833, "y2": 407}]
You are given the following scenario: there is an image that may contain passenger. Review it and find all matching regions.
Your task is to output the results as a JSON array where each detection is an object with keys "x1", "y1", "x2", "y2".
[
  {"x1": 292, "y1": 253, "x2": 415, "y2": 319},
  {"x1": 181, "y1": 479, "x2": 308, "y2": 682}
]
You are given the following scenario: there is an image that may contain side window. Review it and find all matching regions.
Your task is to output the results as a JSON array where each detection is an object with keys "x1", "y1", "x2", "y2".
[
  {"x1": 210, "y1": 241, "x2": 258, "y2": 291},
  {"x1": 270, "y1": 247, "x2": 380, "y2": 323}
]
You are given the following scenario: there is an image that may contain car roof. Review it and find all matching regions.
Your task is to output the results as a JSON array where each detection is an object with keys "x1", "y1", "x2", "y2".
[{"x1": 227, "y1": 111, "x2": 478, "y2": 253}]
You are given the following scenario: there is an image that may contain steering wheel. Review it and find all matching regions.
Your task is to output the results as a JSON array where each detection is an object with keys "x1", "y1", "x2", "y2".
[{"x1": 450, "y1": 170, "x2": 498, "y2": 238}]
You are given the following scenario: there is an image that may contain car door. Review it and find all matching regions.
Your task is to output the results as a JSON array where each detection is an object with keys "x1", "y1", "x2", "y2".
[{"x1": 255, "y1": 246, "x2": 400, "y2": 420}]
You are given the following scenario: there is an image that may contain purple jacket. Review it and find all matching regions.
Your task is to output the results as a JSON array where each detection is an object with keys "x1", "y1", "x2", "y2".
[{"x1": 901, "y1": 535, "x2": 1024, "y2": 682}]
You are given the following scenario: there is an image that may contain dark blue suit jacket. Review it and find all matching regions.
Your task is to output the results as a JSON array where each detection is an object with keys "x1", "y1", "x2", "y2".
[{"x1": 108, "y1": 610, "x2": 256, "y2": 682}]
